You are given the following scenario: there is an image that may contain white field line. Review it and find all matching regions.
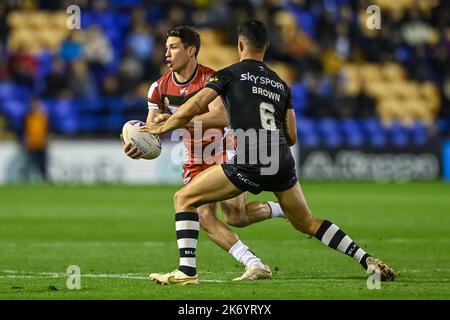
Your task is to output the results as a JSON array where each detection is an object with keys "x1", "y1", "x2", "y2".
[
  {"x1": 0, "y1": 270, "x2": 226, "y2": 282},
  {"x1": 0, "y1": 238, "x2": 450, "y2": 248},
  {"x1": 0, "y1": 241, "x2": 167, "y2": 248}
]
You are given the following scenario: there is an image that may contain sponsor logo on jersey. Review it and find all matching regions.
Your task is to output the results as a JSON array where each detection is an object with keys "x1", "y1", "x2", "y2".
[
  {"x1": 180, "y1": 87, "x2": 189, "y2": 95},
  {"x1": 240, "y1": 72, "x2": 285, "y2": 91},
  {"x1": 208, "y1": 76, "x2": 219, "y2": 83}
]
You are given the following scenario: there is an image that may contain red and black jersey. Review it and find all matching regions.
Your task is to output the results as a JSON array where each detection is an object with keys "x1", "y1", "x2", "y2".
[{"x1": 147, "y1": 64, "x2": 228, "y2": 167}]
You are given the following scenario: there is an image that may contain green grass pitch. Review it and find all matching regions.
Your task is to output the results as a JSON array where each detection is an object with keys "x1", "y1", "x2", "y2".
[{"x1": 0, "y1": 182, "x2": 449, "y2": 299}]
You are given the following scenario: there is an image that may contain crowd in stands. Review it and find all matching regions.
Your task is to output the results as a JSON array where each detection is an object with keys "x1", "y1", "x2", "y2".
[{"x1": 0, "y1": 0, "x2": 449, "y2": 148}]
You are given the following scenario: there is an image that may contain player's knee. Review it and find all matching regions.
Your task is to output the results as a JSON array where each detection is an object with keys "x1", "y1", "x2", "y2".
[
  {"x1": 286, "y1": 205, "x2": 316, "y2": 235},
  {"x1": 223, "y1": 215, "x2": 248, "y2": 227},
  {"x1": 174, "y1": 189, "x2": 194, "y2": 211}
]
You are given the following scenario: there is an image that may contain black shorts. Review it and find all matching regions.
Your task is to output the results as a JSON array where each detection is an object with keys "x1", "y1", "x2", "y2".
[{"x1": 221, "y1": 144, "x2": 297, "y2": 194}]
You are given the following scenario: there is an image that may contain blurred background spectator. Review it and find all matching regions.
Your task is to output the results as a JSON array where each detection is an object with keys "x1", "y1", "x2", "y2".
[
  {"x1": 22, "y1": 98, "x2": 49, "y2": 181},
  {"x1": 0, "y1": 0, "x2": 448, "y2": 149}
]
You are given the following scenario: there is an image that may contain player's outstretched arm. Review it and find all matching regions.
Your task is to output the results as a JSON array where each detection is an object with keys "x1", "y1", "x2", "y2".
[
  {"x1": 186, "y1": 96, "x2": 228, "y2": 128},
  {"x1": 284, "y1": 109, "x2": 297, "y2": 146},
  {"x1": 140, "y1": 87, "x2": 218, "y2": 135},
  {"x1": 146, "y1": 108, "x2": 161, "y2": 124}
]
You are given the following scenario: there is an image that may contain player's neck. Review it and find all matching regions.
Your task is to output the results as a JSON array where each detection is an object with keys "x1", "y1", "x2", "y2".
[
  {"x1": 239, "y1": 51, "x2": 264, "y2": 62},
  {"x1": 174, "y1": 59, "x2": 198, "y2": 83}
]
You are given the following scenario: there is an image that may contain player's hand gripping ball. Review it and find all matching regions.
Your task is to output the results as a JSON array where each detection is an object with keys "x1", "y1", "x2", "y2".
[{"x1": 121, "y1": 120, "x2": 162, "y2": 160}]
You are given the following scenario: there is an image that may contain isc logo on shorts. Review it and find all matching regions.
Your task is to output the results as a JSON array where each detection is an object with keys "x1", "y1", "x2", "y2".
[{"x1": 237, "y1": 173, "x2": 260, "y2": 187}]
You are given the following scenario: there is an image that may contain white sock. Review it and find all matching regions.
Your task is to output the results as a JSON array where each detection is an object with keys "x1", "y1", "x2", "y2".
[
  {"x1": 268, "y1": 201, "x2": 286, "y2": 218},
  {"x1": 228, "y1": 240, "x2": 265, "y2": 269}
]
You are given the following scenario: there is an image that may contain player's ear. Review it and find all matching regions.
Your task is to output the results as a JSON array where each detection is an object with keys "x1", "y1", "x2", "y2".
[
  {"x1": 238, "y1": 39, "x2": 244, "y2": 53},
  {"x1": 188, "y1": 46, "x2": 196, "y2": 58}
]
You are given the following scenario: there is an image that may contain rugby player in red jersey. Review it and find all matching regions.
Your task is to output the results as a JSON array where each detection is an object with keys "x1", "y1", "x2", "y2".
[{"x1": 124, "y1": 26, "x2": 287, "y2": 282}]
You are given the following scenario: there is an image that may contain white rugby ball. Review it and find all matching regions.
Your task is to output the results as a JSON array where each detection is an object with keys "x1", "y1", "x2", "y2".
[{"x1": 122, "y1": 120, "x2": 162, "y2": 160}]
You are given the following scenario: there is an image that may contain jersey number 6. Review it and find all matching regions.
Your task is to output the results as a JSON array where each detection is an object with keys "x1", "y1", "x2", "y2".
[{"x1": 260, "y1": 102, "x2": 276, "y2": 130}]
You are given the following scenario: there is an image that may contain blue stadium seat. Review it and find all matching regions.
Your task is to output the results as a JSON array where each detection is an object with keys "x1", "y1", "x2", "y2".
[
  {"x1": 318, "y1": 118, "x2": 338, "y2": 135},
  {"x1": 287, "y1": 3, "x2": 316, "y2": 37},
  {"x1": 301, "y1": 132, "x2": 320, "y2": 148},
  {"x1": 437, "y1": 117, "x2": 450, "y2": 136},
  {"x1": 411, "y1": 121, "x2": 428, "y2": 146},
  {"x1": 2, "y1": 99, "x2": 28, "y2": 119},
  {"x1": 323, "y1": 131, "x2": 342, "y2": 147},
  {"x1": 389, "y1": 121, "x2": 409, "y2": 147},
  {"x1": 80, "y1": 115, "x2": 104, "y2": 132},
  {"x1": 104, "y1": 96, "x2": 124, "y2": 112},
  {"x1": 297, "y1": 117, "x2": 315, "y2": 135},
  {"x1": 316, "y1": 118, "x2": 342, "y2": 147},
  {"x1": 47, "y1": 99, "x2": 80, "y2": 117},
  {"x1": 98, "y1": 12, "x2": 117, "y2": 29},
  {"x1": 362, "y1": 117, "x2": 382, "y2": 134},
  {"x1": 36, "y1": 50, "x2": 53, "y2": 80},
  {"x1": 111, "y1": 0, "x2": 142, "y2": 7},
  {"x1": 346, "y1": 132, "x2": 364, "y2": 147},
  {"x1": 291, "y1": 82, "x2": 307, "y2": 114},
  {"x1": 106, "y1": 113, "x2": 125, "y2": 131},
  {"x1": 117, "y1": 12, "x2": 132, "y2": 28},
  {"x1": 340, "y1": 119, "x2": 364, "y2": 147},
  {"x1": 369, "y1": 132, "x2": 387, "y2": 147},
  {"x1": 0, "y1": 82, "x2": 16, "y2": 100},
  {"x1": 81, "y1": 12, "x2": 94, "y2": 28},
  {"x1": 58, "y1": 117, "x2": 80, "y2": 134},
  {"x1": 362, "y1": 118, "x2": 388, "y2": 147}
]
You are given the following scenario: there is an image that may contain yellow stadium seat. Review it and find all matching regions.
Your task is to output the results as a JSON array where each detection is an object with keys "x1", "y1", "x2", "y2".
[
  {"x1": 382, "y1": 62, "x2": 405, "y2": 81},
  {"x1": 6, "y1": 11, "x2": 27, "y2": 28}
]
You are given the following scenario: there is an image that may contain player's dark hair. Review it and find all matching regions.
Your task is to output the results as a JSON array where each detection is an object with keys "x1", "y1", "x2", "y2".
[
  {"x1": 167, "y1": 26, "x2": 201, "y2": 58},
  {"x1": 237, "y1": 20, "x2": 268, "y2": 51}
]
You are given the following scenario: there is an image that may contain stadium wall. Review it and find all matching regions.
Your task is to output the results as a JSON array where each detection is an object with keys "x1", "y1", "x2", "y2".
[
  {"x1": 3, "y1": 140, "x2": 445, "y2": 184},
  {"x1": 298, "y1": 144, "x2": 442, "y2": 183},
  {"x1": 0, "y1": 141, "x2": 300, "y2": 184},
  {"x1": 0, "y1": 140, "x2": 184, "y2": 184}
]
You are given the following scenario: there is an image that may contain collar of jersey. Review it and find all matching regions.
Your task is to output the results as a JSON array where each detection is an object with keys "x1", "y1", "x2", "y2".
[
  {"x1": 242, "y1": 59, "x2": 264, "y2": 64},
  {"x1": 172, "y1": 64, "x2": 199, "y2": 86}
]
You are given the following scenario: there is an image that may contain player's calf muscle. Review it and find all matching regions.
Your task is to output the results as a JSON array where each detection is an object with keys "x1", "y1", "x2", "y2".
[{"x1": 223, "y1": 214, "x2": 248, "y2": 228}]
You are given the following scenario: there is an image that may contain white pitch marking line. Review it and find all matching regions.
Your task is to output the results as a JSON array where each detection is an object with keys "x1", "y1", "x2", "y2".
[
  {"x1": 0, "y1": 270, "x2": 226, "y2": 283},
  {"x1": 0, "y1": 238, "x2": 449, "y2": 249}
]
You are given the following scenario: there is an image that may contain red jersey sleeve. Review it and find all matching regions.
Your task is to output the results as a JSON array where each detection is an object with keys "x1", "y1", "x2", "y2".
[{"x1": 147, "y1": 81, "x2": 163, "y2": 110}]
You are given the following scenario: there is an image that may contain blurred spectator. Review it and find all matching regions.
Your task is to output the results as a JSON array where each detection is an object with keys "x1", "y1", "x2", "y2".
[
  {"x1": 8, "y1": 44, "x2": 37, "y2": 89},
  {"x1": 67, "y1": 60, "x2": 97, "y2": 99},
  {"x1": 440, "y1": 76, "x2": 450, "y2": 118},
  {"x1": 43, "y1": 58, "x2": 68, "y2": 97},
  {"x1": 143, "y1": 46, "x2": 164, "y2": 82},
  {"x1": 304, "y1": 74, "x2": 334, "y2": 119},
  {"x1": 101, "y1": 74, "x2": 120, "y2": 97},
  {"x1": 401, "y1": 9, "x2": 435, "y2": 46},
  {"x1": 23, "y1": 99, "x2": 49, "y2": 181},
  {"x1": 59, "y1": 33, "x2": 84, "y2": 62},
  {"x1": 126, "y1": 23, "x2": 155, "y2": 61},
  {"x1": 0, "y1": 56, "x2": 9, "y2": 80},
  {"x1": 333, "y1": 77, "x2": 356, "y2": 119},
  {"x1": 117, "y1": 49, "x2": 143, "y2": 95},
  {"x1": 83, "y1": 26, "x2": 113, "y2": 65},
  {"x1": 0, "y1": 3, "x2": 9, "y2": 46},
  {"x1": 354, "y1": 84, "x2": 376, "y2": 118}
]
